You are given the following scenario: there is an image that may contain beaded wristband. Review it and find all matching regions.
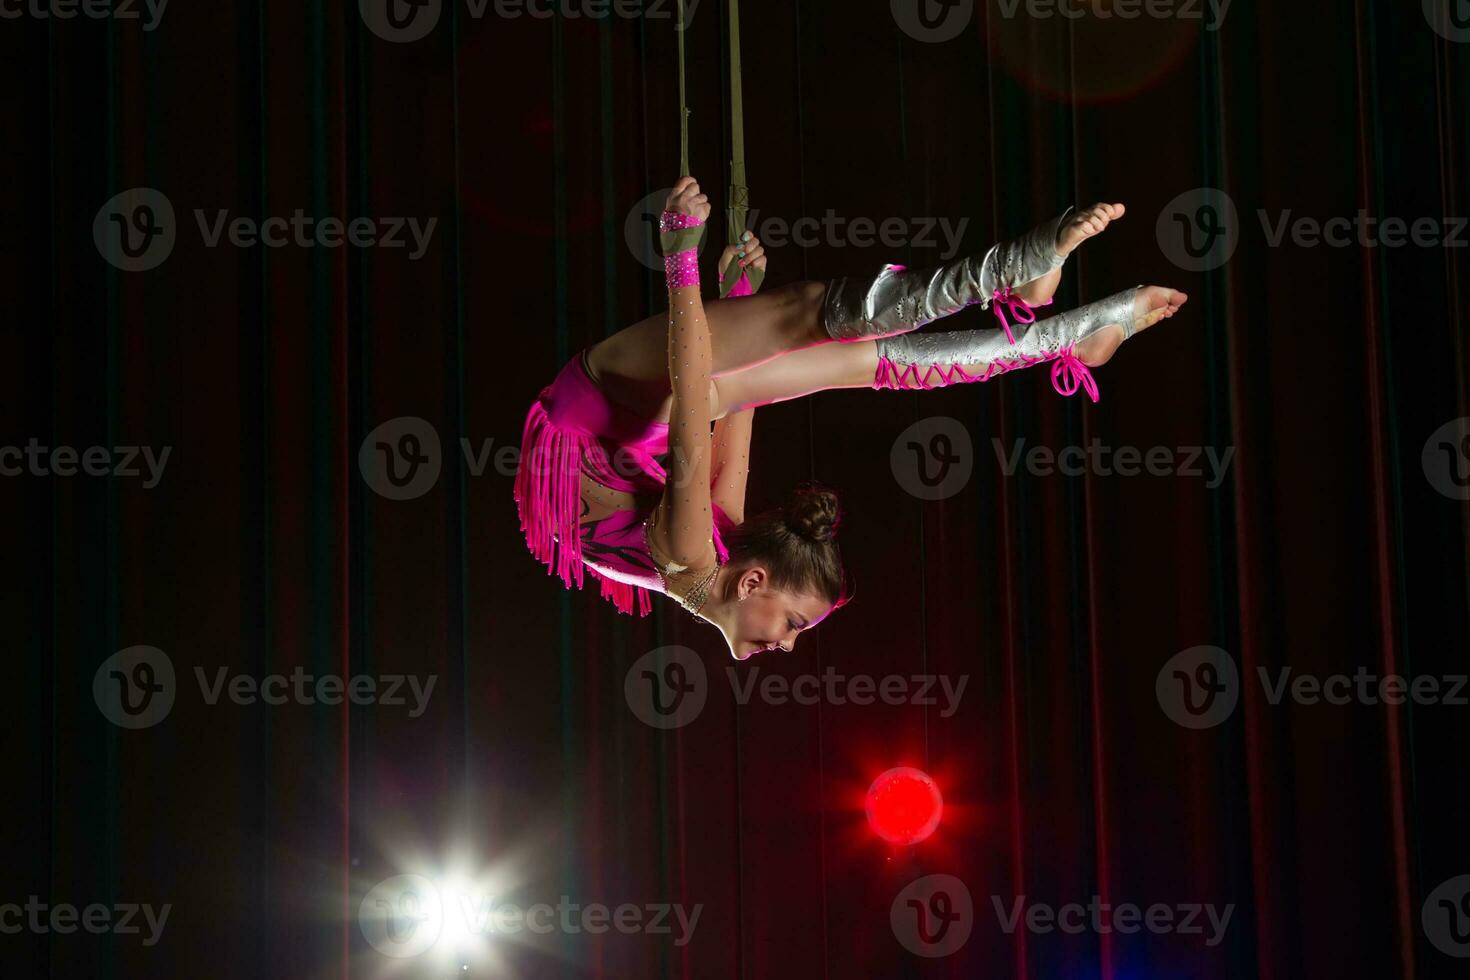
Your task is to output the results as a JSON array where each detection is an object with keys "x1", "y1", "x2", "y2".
[
  {"x1": 659, "y1": 210, "x2": 705, "y2": 232},
  {"x1": 665, "y1": 248, "x2": 700, "y2": 289},
  {"x1": 660, "y1": 210, "x2": 703, "y2": 288},
  {"x1": 659, "y1": 208, "x2": 706, "y2": 263}
]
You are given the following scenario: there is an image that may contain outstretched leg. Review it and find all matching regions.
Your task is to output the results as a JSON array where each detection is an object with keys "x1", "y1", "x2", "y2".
[
  {"x1": 710, "y1": 283, "x2": 1186, "y2": 415},
  {"x1": 588, "y1": 203, "x2": 1128, "y2": 419}
]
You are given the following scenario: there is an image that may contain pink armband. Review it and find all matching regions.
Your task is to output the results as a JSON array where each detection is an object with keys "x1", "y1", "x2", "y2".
[
  {"x1": 659, "y1": 210, "x2": 705, "y2": 290},
  {"x1": 659, "y1": 210, "x2": 705, "y2": 233},
  {"x1": 664, "y1": 249, "x2": 700, "y2": 289}
]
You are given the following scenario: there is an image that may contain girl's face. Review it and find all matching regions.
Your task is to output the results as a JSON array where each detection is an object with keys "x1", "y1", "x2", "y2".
[{"x1": 729, "y1": 583, "x2": 833, "y2": 661}]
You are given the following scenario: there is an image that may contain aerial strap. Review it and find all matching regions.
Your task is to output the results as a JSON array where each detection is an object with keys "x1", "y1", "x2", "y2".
[{"x1": 675, "y1": 0, "x2": 764, "y2": 297}]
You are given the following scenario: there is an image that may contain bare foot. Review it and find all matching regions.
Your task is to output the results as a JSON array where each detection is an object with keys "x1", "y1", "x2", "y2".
[
  {"x1": 1073, "y1": 285, "x2": 1188, "y2": 367},
  {"x1": 1013, "y1": 202, "x2": 1127, "y2": 307}
]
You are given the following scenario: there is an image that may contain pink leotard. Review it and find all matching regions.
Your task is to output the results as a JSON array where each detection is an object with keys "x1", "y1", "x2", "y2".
[{"x1": 514, "y1": 348, "x2": 732, "y2": 617}]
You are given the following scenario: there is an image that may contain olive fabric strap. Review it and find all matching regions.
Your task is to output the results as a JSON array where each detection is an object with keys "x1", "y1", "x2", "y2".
[{"x1": 674, "y1": 0, "x2": 764, "y2": 298}]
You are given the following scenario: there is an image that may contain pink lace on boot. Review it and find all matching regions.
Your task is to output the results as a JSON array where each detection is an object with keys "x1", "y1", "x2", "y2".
[
  {"x1": 873, "y1": 346, "x2": 1100, "y2": 403},
  {"x1": 991, "y1": 286, "x2": 1054, "y2": 345}
]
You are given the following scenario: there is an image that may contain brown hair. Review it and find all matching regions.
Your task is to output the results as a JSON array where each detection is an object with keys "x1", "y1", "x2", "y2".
[{"x1": 722, "y1": 479, "x2": 853, "y2": 609}]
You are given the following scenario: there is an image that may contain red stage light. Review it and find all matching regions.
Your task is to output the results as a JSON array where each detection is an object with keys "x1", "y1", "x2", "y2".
[{"x1": 865, "y1": 767, "x2": 943, "y2": 845}]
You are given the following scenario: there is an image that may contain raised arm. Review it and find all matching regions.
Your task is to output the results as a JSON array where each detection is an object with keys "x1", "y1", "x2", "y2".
[
  {"x1": 647, "y1": 177, "x2": 718, "y2": 568},
  {"x1": 707, "y1": 239, "x2": 766, "y2": 526},
  {"x1": 709, "y1": 409, "x2": 753, "y2": 525}
]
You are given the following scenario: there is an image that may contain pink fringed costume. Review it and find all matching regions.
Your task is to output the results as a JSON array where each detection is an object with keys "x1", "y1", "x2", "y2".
[{"x1": 514, "y1": 348, "x2": 736, "y2": 617}]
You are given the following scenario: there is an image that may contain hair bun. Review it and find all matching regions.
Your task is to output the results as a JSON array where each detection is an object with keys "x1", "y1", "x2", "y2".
[{"x1": 782, "y1": 481, "x2": 842, "y2": 544}]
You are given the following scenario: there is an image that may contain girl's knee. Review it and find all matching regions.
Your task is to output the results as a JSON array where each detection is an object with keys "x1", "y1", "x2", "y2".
[{"x1": 785, "y1": 280, "x2": 831, "y2": 344}]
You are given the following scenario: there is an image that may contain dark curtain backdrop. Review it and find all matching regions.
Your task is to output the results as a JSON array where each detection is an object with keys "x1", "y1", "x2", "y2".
[{"x1": 4, "y1": 0, "x2": 1469, "y2": 977}]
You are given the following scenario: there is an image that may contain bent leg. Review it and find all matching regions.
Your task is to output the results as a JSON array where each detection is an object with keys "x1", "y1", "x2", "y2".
[
  {"x1": 591, "y1": 280, "x2": 831, "y2": 384},
  {"x1": 711, "y1": 340, "x2": 880, "y2": 418},
  {"x1": 586, "y1": 280, "x2": 834, "y2": 420}
]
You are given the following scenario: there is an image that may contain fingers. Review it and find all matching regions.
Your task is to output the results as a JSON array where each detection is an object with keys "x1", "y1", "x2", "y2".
[
  {"x1": 735, "y1": 234, "x2": 765, "y2": 269},
  {"x1": 718, "y1": 234, "x2": 768, "y2": 276},
  {"x1": 665, "y1": 177, "x2": 711, "y2": 220}
]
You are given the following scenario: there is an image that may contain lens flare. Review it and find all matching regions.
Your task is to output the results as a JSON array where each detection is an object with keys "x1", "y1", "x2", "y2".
[{"x1": 865, "y1": 767, "x2": 944, "y2": 845}]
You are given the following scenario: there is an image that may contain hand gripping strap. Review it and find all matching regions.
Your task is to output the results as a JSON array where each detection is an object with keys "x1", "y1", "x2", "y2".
[{"x1": 659, "y1": 209, "x2": 706, "y2": 257}]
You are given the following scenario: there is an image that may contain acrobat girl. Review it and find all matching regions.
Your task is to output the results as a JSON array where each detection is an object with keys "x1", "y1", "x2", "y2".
[{"x1": 515, "y1": 176, "x2": 1186, "y2": 660}]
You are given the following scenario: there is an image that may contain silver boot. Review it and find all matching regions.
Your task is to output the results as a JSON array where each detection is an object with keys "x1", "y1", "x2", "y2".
[
  {"x1": 870, "y1": 284, "x2": 1144, "y2": 402},
  {"x1": 820, "y1": 207, "x2": 1075, "y2": 342}
]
